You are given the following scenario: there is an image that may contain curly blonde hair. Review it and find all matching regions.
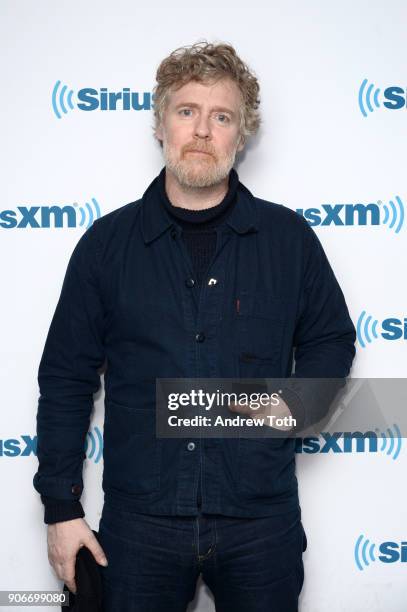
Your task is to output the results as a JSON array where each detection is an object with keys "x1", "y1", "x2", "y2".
[{"x1": 152, "y1": 40, "x2": 261, "y2": 146}]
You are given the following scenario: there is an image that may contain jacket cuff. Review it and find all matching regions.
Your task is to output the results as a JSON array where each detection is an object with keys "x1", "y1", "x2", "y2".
[
  {"x1": 42, "y1": 498, "x2": 85, "y2": 525},
  {"x1": 33, "y1": 473, "x2": 84, "y2": 499}
]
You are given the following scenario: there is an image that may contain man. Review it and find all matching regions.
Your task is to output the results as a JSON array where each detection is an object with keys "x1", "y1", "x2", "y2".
[{"x1": 33, "y1": 41, "x2": 356, "y2": 611}]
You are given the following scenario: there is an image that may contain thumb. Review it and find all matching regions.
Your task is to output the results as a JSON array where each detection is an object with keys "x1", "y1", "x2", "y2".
[{"x1": 84, "y1": 536, "x2": 108, "y2": 567}]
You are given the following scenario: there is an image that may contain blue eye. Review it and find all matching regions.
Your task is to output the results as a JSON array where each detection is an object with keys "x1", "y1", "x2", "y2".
[
  {"x1": 179, "y1": 109, "x2": 192, "y2": 116},
  {"x1": 217, "y1": 114, "x2": 230, "y2": 123}
]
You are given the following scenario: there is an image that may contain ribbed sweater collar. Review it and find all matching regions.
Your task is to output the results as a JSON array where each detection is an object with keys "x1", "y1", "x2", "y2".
[{"x1": 157, "y1": 166, "x2": 239, "y2": 230}]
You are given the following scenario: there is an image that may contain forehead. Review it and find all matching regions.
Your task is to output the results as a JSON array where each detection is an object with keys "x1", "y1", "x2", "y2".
[{"x1": 167, "y1": 78, "x2": 242, "y2": 109}]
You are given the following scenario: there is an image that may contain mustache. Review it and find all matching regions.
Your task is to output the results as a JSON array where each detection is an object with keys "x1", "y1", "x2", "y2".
[{"x1": 183, "y1": 145, "x2": 215, "y2": 156}]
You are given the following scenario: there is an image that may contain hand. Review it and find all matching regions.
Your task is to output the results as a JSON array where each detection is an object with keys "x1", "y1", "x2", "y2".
[
  {"x1": 229, "y1": 394, "x2": 294, "y2": 431},
  {"x1": 47, "y1": 518, "x2": 108, "y2": 594}
]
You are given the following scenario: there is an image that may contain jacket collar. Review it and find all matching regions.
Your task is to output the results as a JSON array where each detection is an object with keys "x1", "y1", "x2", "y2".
[{"x1": 140, "y1": 166, "x2": 258, "y2": 244}]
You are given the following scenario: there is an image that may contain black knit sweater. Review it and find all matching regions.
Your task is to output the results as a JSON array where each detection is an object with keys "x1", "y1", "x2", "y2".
[{"x1": 157, "y1": 165, "x2": 239, "y2": 285}]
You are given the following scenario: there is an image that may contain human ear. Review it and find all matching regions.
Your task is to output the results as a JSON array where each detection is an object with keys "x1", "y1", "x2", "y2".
[
  {"x1": 155, "y1": 121, "x2": 163, "y2": 142},
  {"x1": 237, "y1": 134, "x2": 246, "y2": 152}
]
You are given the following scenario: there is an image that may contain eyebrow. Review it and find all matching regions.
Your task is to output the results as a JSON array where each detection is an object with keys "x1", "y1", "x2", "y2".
[{"x1": 174, "y1": 102, "x2": 236, "y2": 117}]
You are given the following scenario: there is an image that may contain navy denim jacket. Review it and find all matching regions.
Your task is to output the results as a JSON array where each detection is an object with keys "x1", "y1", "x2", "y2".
[{"x1": 33, "y1": 168, "x2": 356, "y2": 523}]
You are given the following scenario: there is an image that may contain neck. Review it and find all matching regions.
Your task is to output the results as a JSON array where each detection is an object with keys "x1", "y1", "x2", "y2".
[{"x1": 164, "y1": 166, "x2": 229, "y2": 210}]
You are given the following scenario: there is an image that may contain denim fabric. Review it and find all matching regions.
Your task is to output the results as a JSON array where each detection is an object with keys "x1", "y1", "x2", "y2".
[
  {"x1": 98, "y1": 501, "x2": 306, "y2": 612},
  {"x1": 33, "y1": 167, "x2": 356, "y2": 519}
]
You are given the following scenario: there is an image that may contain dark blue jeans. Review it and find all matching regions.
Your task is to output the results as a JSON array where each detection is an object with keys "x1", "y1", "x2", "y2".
[{"x1": 98, "y1": 502, "x2": 307, "y2": 612}]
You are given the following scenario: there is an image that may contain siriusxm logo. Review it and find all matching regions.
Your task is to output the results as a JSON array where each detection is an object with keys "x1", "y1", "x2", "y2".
[
  {"x1": 84, "y1": 426, "x2": 103, "y2": 463},
  {"x1": 0, "y1": 436, "x2": 37, "y2": 457},
  {"x1": 358, "y1": 78, "x2": 407, "y2": 117},
  {"x1": 0, "y1": 426, "x2": 103, "y2": 463},
  {"x1": 357, "y1": 311, "x2": 407, "y2": 347},
  {"x1": 296, "y1": 197, "x2": 404, "y2": 233},
  {"x1": 296, "y1": 425, "x2": 401, "y2": 460},
  {"x1": 355, "y1": 535, "x2": 407, "y2": 570},
  {"x1": 52, "y1": 80, "x2": 154, "y2": 119},
  {"x1": 0, "y1": 198, "x2": 101, "y2": 229}
]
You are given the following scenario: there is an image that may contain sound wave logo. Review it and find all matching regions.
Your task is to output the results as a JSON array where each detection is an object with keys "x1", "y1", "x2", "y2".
[
  {"x1": 375, "y1": 424, "x2": 402, "y2": 460},
  {"x1": 355, "y1": 535, "x2": 407, "y2": 569},
  {"x1": 84, "y1": 425, "x2": 103, "y2": 463},
  {"x1": 0, "y1": 198, "x2": 101, "y2": 229},
  {"x1": 358, "y1": 79, "x2": 407, "y2": 116},
  {"x1": 51, "y1": 81, "x2": 153, "y2": 118},
  {"x1": 52, "y1": 80, "x2": 76, "y2": 119},
  {"x1": 379, "y1": 196, "x2": 404, "y2": 233},
  {"x1": 296, "y1": 426, "x2": 402, "y2": 459},
  {"x1": 356, "y1": 311, "x2": 379, "y2": 348},
  {"x1": 357, "y1": 310, "x2": 407, "y2": 346},
  {"x1": 358, "y1": 79, "x2": 381, "y2": 117},
  {"x1": 355, "y1": 535, "x2": 377, "y2": 570},
  {"x1": 296, "y1": 197, "x2": 404, "y2": 232},
  {"x1": 74, "y1": 197, "x2": 101, "y2": 228}
]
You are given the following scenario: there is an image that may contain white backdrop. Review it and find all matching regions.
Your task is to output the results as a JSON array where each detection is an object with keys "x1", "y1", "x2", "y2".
[{"x1": 1, "y1": 0, "x2": 406, "y2": 610}]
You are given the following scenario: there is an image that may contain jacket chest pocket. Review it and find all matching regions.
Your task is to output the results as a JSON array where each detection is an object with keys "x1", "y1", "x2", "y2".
[{"x1": 235, "y1": 295, "x2": 285, "y2": 378}]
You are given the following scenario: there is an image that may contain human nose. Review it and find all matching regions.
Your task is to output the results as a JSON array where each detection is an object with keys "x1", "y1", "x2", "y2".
[{"x1": 194, "y1": 112, "x2": 211, "y2": 139}]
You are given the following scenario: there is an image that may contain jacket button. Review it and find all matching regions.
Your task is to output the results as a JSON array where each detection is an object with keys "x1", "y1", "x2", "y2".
[
  {"x1": 185, "y1": 278, "x2": 195, "y2": 288},
  {"x1": 187, "y1": 442, "x2": 196, "y2": 451},
  {"x1": 195, "y1": 332, "x2": 205, "y2": 342},
  {"x1": 71, "y1": 484, "x2": 82, "y2": 495}
]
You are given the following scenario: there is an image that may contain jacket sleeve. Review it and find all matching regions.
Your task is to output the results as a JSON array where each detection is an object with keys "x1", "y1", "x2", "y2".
[
  {"x1": 33, "y1": 222, "x2": 106, "y2": 523},
  {"x1": 280, "y1": 218, "x2": 356, "y2": 432}
]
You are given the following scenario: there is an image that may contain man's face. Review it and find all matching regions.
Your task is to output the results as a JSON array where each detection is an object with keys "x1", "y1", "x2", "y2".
[{"x1": 155, "y1": 78, "x2": 245, "y2": 188}]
